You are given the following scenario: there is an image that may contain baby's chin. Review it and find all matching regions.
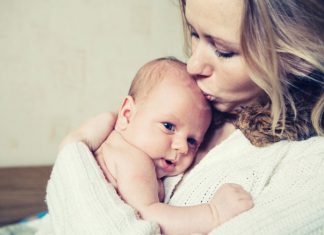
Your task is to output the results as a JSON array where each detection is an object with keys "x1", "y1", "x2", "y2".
[
  {"x1": 156, "y1": 168, "x2": 166, "y2": 179},
  {"x1": 156, "y1": 169, "x2": 180, "y2": 179}
]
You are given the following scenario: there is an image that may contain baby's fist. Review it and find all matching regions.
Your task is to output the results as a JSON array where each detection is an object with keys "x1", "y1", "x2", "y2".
[{"x1": 210, "y1": 183, "x2": 253, "y2": 224}]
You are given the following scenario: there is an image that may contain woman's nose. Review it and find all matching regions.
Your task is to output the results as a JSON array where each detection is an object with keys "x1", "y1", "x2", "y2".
[{"x1": 187, "y1": 43, "x2": 213, "y2": 77}]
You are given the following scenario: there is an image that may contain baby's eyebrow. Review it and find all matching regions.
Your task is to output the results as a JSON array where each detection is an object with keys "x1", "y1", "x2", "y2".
[{"x1": 161, "y1": 113, "x2": 181, "y2": 125}]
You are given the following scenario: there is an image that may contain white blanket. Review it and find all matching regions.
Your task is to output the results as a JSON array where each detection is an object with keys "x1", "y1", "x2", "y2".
[
  {"x1": 37, "y1": 142, "x2": 160, "y2": 235},
  {"x1": 38, "y1": 133, "x2": 324, "y2": 235}
]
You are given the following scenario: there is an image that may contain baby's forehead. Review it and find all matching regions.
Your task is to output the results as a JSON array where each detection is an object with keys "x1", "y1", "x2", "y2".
[
  {"x1": 136, "y1": 61, "x2": 193, "y2": 96},
  {"x1": 148, "y1": 77, "x2": 207, "y2": 108},
  {"x1": 154, "y1": 62, "x2": 194, "y2": 85},
  {"x1": 132, "y1": 58, "x2": 210, "y2": 115},
  {"x1": 152, "y1": 60, "x2": 188, "y2": 78}
]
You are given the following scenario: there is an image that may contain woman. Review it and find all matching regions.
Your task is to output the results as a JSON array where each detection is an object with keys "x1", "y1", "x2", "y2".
[{"x1": 43, "y1": 0, "x2": 324, "y2": 234}]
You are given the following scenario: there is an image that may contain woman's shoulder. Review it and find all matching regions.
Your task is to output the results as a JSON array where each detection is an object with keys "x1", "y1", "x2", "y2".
[
  {"x1": 247, "y1": 134, "x2": 324, "y2": 165},
  {"x1": 223, "y1": 130, "x2": 324, "y2": 159},
  {"x1": 285, "y1": 135, "x2": 324, "y2": 157},
  {"x1": 199, "y1": 130, "x2": 323, "y2": 168},
  {"x1": 293, "y1": 135, "x2": 324, "y2": 146}
]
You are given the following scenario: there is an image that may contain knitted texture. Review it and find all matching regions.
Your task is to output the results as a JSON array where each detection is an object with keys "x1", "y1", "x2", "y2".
[
  {"x1": 37, "y1": 142, "x2": 159, "y2": 235},
  {"x1": 166, "y1": 130, "x2": 324, "y2": 235},
  {"x1": 39, "y1": 132, "x2": 324, "y2": 234}
]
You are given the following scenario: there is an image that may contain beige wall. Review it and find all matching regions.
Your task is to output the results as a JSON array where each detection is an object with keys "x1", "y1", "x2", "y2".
[{"x1": 0, "y1": 0, "x2": 186, "y2": 167}]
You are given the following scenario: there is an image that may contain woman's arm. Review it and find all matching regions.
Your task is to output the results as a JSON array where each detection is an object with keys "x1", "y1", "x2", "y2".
[
  {"x1": 139, "y1": 184, "x2": 253, "y2": 235},
  {"x1": 209, "y1": 138, "x2": 324, "y2": 235},
  {"x1": 59, "y1": 112, "x2": 117, "y2": 151}
]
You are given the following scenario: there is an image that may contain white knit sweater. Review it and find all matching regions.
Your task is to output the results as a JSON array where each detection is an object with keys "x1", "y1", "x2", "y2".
[{"x1": 38, "y1": 130, "x2": 324, "y2": 235}]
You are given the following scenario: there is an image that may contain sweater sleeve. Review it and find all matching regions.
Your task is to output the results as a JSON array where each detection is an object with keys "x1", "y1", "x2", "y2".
[
  {"x1": 41, "y1": 142, "x2": 159, "y2": 235},
  {"x1": 209, "y1": 138, "x2": 324, "y2": 235}
]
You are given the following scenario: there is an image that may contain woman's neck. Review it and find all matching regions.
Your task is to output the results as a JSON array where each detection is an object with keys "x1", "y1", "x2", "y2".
[{"x1": 195, "y1": 122, "x2": 236, "y2": 164}]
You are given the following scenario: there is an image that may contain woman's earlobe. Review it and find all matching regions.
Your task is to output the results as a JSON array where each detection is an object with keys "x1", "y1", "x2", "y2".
[{"x1": 116, "y1": 96, "x2": 135, "y2": 130}]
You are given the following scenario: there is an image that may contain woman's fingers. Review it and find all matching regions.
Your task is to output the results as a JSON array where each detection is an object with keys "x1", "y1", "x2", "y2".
[{"x1": 59, "y1": 112, "x2": 117, "y2": 151}]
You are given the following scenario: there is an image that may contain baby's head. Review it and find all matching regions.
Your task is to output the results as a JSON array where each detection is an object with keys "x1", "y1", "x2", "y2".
[
  {"x1": 128, "y1": 57, "x2": 190, "y2": 103},
  {"x1": 116, "y1": 57, "x2": 212, "y2": 178}
]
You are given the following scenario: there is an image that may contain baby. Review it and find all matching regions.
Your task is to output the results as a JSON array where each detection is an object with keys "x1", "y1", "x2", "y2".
[{"x1": 95, "y1": 57, "x2": 253, "y2": 235}]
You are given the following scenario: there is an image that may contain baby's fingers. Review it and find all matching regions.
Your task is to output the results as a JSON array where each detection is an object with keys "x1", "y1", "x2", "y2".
[{"x1": 238, "y1": 197, "x2": 254, "y2": 210}]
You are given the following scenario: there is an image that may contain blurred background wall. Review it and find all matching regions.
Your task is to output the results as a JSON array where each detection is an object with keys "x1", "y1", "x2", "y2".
[{"x1": 0, "y1": 0, "x2": 186, "y2": 167}]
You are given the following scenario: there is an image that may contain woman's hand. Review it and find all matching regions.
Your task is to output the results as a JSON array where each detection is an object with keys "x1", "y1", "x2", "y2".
[
  {"x1": 59, "y1": 112, "x2": 117, "y2": 152},
  {"x1": 209, "y1": 183, "x2": 254, "y2": 225}
]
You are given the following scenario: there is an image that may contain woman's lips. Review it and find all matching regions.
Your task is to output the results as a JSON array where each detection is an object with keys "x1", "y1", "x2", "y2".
[
  {"x1": 198, "y1": 83, "x2": 216, "y2": 102},
  {"x1": 202, "y1": 91, "x2": 216, "y2": 102}
]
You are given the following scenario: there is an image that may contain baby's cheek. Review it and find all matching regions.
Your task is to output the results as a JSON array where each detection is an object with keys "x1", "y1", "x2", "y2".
[{"x1": 183, "y1": 157, "x2": 194, "y2": 170}]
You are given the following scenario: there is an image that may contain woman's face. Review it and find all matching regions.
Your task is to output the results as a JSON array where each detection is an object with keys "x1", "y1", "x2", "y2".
[{"x1": 185, "y1": 0, "x2": 263, "y2": 112}]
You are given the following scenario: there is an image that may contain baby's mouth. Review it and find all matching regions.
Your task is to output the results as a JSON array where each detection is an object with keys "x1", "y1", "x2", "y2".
[{"x1": 161, "y1": 159, "x2": 176, "y2": 172}]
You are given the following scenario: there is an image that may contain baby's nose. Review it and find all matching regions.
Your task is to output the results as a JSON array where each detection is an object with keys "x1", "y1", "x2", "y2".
[{"x1": 172, "y1": 137, "x2": 189, "y2": 156}]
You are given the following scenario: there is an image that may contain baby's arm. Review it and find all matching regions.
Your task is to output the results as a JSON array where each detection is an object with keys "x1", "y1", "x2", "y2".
[
  {"x1": 138, "y1": 183, "x2": 253, "y2": 235},
  {"x1": 116, "y1": 152, "x2": 253, "y2": 235}
]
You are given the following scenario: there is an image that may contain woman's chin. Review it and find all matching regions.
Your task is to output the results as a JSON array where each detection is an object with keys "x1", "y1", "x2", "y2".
[
  {"x1": 213, "y1": 98, "x2": 260, "y2": 114},
  {"x1": 212, "y1": 102, "x2": 237, "y2": 113}
]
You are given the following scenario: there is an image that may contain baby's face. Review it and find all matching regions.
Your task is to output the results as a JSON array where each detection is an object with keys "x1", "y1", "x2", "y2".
[{"x1": 126, "y1": 72, "x2": 211, "y2": 178}]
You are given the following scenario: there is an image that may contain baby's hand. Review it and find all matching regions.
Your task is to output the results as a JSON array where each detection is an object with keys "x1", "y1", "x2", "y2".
[{"x1": 210, "y1": 183, "x2": 253, "y2": 225}]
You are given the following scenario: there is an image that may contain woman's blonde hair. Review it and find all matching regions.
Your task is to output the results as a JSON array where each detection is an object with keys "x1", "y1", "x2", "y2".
[{"x1": 179, "y1": 0, "x2": 324, "y2": 136}]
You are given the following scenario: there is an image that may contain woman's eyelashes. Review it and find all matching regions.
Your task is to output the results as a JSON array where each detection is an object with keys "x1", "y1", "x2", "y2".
[
  {"x1": 190, "y1": 30, "x2": 236, "y2": 59},
  {"x1": 215, "y1": 50, "x2": 236, "y2": 58}
]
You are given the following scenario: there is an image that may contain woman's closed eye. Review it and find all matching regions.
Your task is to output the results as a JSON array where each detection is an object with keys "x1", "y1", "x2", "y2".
[
  {"x1": 210, "y1": 40, "x2": 237, "y2": 59},
  {"x1": 190, "y1": 27, "x2": 236, "y2": 59},
  {"x1": 215, "y1": 49, "x2": 236, "y2": 59},
  {"x1": 162, "y1": 122, "x2": 175, "y2": 132}
]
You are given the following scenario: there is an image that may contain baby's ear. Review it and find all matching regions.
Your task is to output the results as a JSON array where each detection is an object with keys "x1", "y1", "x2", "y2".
[{"x1": 116, "y1": 96, "x2": 136, "y2": 130}]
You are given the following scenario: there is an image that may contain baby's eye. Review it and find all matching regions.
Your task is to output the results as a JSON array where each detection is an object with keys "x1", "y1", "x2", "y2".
[
  {"x1": 162, "y1": 122, "x2": 175, "y2": 132},
  {"x1": 187, "y1": 138, "x2": 197, "y2": 147},
  {"x1": 190, "y1": 31, "x2": 199, "y2": 39}
]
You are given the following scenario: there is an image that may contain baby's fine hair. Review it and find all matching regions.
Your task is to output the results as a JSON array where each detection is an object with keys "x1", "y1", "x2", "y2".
[{"x1": 128, "y1": 57, "x2": 188, "y2": 101}]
